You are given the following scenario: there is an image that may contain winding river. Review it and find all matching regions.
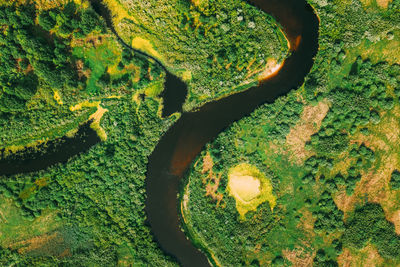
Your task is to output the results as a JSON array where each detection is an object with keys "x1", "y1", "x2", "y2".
[
  {"x1": 146, "y1": 0, "x2": 319, "y2": 266},
  {"x1": 0, "y1": 0, "x2": 319, "y2": 266}
]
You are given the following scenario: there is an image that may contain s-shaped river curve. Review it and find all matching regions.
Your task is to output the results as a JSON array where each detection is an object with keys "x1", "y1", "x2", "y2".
[
  {"x1": 0, "y1": 0, "x2": 319, "y2": 265},
  {"x1": 145, "y1": 0, "x2": 319, "y2": 266}
]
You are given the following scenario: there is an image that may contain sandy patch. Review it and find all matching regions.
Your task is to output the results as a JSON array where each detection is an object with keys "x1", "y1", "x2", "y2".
[
  {"x1": 227, "y1": 163, "x2": 276, "y2": 218},
  {"x1": 257, "y1": 59, "x2": 284, "y2": 81},
  {"x1": 228, "y1": 175, "x2": 261, "y2": 202},
  {"x1": 285, "y1": 100, "x2": 329, "y2": 163},
  {"x1": 376, "y1": 0, "x2": 392, "y2": 8}
]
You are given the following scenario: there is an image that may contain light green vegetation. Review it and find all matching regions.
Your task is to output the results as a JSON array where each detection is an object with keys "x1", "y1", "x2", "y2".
[
  {"x1": 182, "y1": 0, "x2": 400, "y2": 266},
  {"x1": 103, "y1": 0, "x2": 289, "y2": 110}
]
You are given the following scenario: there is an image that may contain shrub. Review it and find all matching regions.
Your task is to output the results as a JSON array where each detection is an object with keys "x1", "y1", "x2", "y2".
[
  {"x1": 343, "y1": 203, "x2": 400, "y2": 259},
  {"x1": 390, "y1": 170, "x2": 400, "y2": 189}
]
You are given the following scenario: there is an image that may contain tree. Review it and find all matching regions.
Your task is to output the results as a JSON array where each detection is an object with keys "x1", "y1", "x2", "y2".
[
  {"x1": 38, "y1": 11, "x2": 57, "y2": 31},
  {"x1": 390, "y1": 170, "x2": 400, "y2": 189},
  {"x1": 80, "y1": 10, "x2": 102, "y2": 34}
]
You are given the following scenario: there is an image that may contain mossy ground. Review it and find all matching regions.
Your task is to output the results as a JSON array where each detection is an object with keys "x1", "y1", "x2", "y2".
[{"x1": 227, "y1": 163, "x2": 276, "y2": 218}]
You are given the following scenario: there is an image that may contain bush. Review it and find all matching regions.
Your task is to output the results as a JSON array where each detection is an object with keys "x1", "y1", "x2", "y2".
[
  {"x1": 390, "y1": 170, "x2": 400, "y2": 189},
  {"x1": 343, "y1": 203, "x2": 400, "y2": 259},
  {"x1": 38, "y1": 11, "x2": 56, "y2": 30}
]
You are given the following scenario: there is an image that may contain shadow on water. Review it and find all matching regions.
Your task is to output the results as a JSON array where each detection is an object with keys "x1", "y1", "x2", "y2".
[
  {"x1": 0, "y1": 122, "x2": 100, "y2": 176},
  {"x1": 90, "y1": 0, "x2": 188, "y2": 117},
  {"x1": 160, "y1": 73, "x2": 188, "y2": 117},
  {"x1": 145, "y1": 0, "x2": 320, "y2": 266}
]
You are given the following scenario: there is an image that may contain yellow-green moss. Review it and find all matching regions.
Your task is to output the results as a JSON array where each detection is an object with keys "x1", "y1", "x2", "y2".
[{"x1": 227, "y1": 163, "x2": 276, "y2": 218}]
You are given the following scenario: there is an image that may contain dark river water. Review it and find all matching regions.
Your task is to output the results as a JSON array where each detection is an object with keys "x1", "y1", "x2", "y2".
[
  {"x1": 0, "y1": 122, "x2": 100, "y2": 176},
  {"x1": 145, "y1": 0, "x2": 319, "y2": 266},
  {"x1": 0, "y1": 0, "x2": 319, "y2": 266}
]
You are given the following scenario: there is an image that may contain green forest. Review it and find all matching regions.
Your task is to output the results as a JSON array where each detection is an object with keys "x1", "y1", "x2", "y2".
[
  {"x1": 1, "y1": 0, "x2": 400, "y2": 266},
  {"x1": 0, "y1": 0, "x2": 287, "y2": 265},
  {"x1": 110, "y1": 0, "x2": 288, "y2": 110},
  {"x1": 182, "y1": 0, "x2": 400, "y2": 266}
]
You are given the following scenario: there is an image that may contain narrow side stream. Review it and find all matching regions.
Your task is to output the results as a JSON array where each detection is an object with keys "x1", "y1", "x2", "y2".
[{"x1": 0, "y1": 122, "x2": 100, "y2": 176}]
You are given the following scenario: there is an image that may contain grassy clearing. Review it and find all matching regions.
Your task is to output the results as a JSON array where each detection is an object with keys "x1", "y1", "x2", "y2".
[
  {"x1": 72, "y1": 37, "x2": 121, "y2": 93},
  {"x1": 131, "y1": 37, "x2": 165, "y2": 62},
  {"x1": 102, "y1": 0, "x2": 138, "y2": 24},
  {"x1": 0, "y1": 195, "x2": 60, "y2": 248}
]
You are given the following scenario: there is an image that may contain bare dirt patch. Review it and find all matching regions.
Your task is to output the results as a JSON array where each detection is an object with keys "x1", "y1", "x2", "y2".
[
  {"x1": 338, "y1": 245, "x2": 383, "y2": 267},
  {"x1": 360, "y1": 0, "x2": 392, "y2": 8},
  {"x1": 389, "y1": 209, "x2": 400, "y2": 235},
  {"x1": 334, "y1": 154, "x2": 396, "y2": 217},
  {"x1": 9, "y1": 231, "x2": 68, "y2": 257},
  {"x1": 202, "y1": 152, "x2": 213, "y2": 174},
  {"x1": 283, "y1": 246, "x2": 314, "y2": 267},
  {"x1": 336, "y1": 107, "x2": 400, "y2": 216},
  {"x1": 200, "y1": 153, "x2": 224, "y2": 207},
  {"x1": 286, "y1": 100, "x2": 329, "y2": 163},
  {"x1": 205, "y1": 172, "x2": 224, "y2": 207},
  {"x1": 297, "y1": 208, "x2": 315, "y2": 236},
  {"x1": 376, "y1": 0, "x2": 392, "y2": 8}
]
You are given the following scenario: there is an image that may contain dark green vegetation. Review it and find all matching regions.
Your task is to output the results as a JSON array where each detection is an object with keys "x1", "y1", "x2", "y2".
[
  {"x1": 0, "y1": 97, "x2": 179, "y2": 265},
  {"x1": 183, "y1": 0, "x2": 400, "y2": 265},
  {"x1": 0, "y1": 2, "x2": 104, "y2": 113},
  {"x1": 0, "y1": 1, "x2": 159, "y2": 149},
  {"x1": 391, "y1": 170, "x2": 400, "y2": 189},
  {"x1": 0, "y1": 0, "x2": 176, "y2": 265},
  {"x1": 109, "y1": 0, "x2": 288, "y2": 109},
  {"x1": 343, "y1": 203, "x2": 400, "y2": 259},
  {"x1": 0, "y1": 0, "x2": 289, "y2": 265}
]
